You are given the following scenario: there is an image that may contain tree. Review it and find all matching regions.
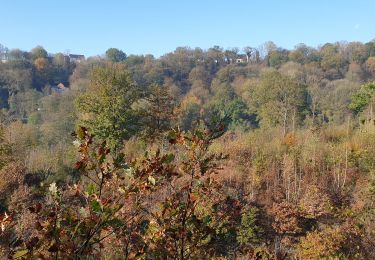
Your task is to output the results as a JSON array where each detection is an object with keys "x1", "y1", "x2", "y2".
[
  {"x1": 223, "y1": 48, "x2": 239, "y2": 64},
  {"x1": 105, "y1": 48, "x2": 127, "y2": 62},
  {"x1": 251, "y1": 71, "x2": 308, "y2": 135},
  {"x1": 349, "y1": 82, "x2": 375, "y2": 113},
  {"x1": 299, "y1": 185, "x2": 331, "y2": 219},
  {"x1": 8, "y1": 89, "x2": 43, "y2": 120},
  {"x1": 50, "y1": 53, "x2": 74, "y2": 86},
  {"x1": 366, "y1": 56, "x2": 375, "y2": 75},
  {"x1": 243, "y1": 46, "x2": 257, "y2": 63},
  {"x1": 349, "y1": 82, "x2": 375, "y2": 122},
  {"x1": 0, "y1": 127, "x2": 13, "y2": 170},
  {"x1": 188, "y1": 66, "x2": 211, "y2": 86},
  {"x1": 270, "y1": 201, "x2": 302, "y2": 235},
  {"x1": 1, "y1": 124, "x2": 231, "y2": 259},
  {"x1": 268, "y1": 49, "x2": 289, "y2": 68},
  {"x1": 0, "y1": 44, "x2": 8, "y2": 59},
  {"x1": 288, "y1": 43, "x2": 318, "y2": 64},
  {"x1": 8, "y1": 49, "x2": 25, "y2": 60},
  {"x1": 139, "y1": 84, "x2": 176, "y2": 139},
  {"x1": 33, "y1": 57, "x2": 48, "y2": 71},
  {"x1": 53, "y1": 53, "x2": 67, "y2": 67},
  {"x1": 178, "y1": 100, "x2": 201, "y2": 131},
  {"x1": 75, "y1": 66, "x2": 140, "y2": 151},
  {"x1": 365, "y1": 41, "x2": 375, "y2": 57},
  {"x1": 347, "y1": 42, "x2": 368, "y2": 64},
  {"x1": 207, "y1": 84, "x2": 253, "y2": 129},
  {"x1": 144, "y1": 124, "x2": 228, "y2": 258},
  {"x1": 1, "y1": 128, "x2": 145, "y2": 258},
  {"x1": 237, "y1": 207, "x2": 263, "y2": 247},
  {"x1": 320, "y1": 79, "x2": 357, "y2": 124},
  {"x1": 31, "y1": 46, "x2": 48, "y2": 60},
  {"x1": 319, "y1": 43, "x2": 348, "y2": 78},
  {"x1": 297, "y1": 224, "x2": 364, "y2": 259}
]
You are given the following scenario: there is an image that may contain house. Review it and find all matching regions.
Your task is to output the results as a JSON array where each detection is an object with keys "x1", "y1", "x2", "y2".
[
  {"x1": 235, "y1": 54, "x2": 248, "y2": 64},
  {"x1": 0, "y1": 52, "x2": 8, "y2": 63},
  {"x1": 68, "y1": 54, "x2": 85, "y2": 63},
  {"x1": 51, "y1": 83, "x2": 68, "y2": 94}
]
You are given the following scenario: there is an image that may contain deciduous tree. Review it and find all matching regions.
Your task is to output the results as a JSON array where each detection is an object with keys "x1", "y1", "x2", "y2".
[{"x1": 75, "y1": 66, "x2": 140, "y2": 151}]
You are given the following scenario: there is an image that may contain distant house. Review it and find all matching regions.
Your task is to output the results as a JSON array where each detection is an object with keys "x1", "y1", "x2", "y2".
[
  {"x1": 0, "y1": 52, "x2": 8, "y2": 63},
  {"x1": 68, "y1": 54, "x2": 85, "y2": 63},
  {"x1": 235, "y1": 54, "x2": 247, "y2": 64},
  {"x1": 51, "y1": 83, "x2": 68, "y2": 94}
]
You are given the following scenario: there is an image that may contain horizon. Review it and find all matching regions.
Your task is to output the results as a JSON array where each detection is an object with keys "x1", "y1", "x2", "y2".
[
  {"x1": 2, "y1": 38, "x2": 375, "y2": 59},
  {"x1": 1, "y1": 0, "x2": 374, "y2": 57}
]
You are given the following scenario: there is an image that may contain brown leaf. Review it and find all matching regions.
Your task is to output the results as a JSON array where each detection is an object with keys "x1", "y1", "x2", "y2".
[{"x1": 75, "y1": 161, "x2": 83, "y2": 170}]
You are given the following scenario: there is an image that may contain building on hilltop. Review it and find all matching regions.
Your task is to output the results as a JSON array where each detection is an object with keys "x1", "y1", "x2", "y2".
[
  {"x1": 235, "y1": 54, "x2": 248, "y2": 64},
  {"x1": 68, "y1": 54, "x2": 85, "y2": 63}
]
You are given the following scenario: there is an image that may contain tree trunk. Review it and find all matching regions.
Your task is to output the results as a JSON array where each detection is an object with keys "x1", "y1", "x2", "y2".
[{"x1": 283, "y1": 109, "x2": 287, "y2": 137}]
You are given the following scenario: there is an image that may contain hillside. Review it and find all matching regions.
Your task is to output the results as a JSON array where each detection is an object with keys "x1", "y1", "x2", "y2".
[{"x1": 0, "y1": 41, "x2": 375, "y2": 258}]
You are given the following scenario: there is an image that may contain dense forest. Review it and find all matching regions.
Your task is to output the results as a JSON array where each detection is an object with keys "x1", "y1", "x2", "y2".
[{"x1": 0, "y1": 40, "x2": 375, "y2": 259}]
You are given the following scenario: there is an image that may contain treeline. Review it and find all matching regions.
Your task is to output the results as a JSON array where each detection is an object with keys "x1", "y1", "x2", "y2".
[
  {"x1": 0, "y1": 45, "x2": 74, "y2": 122},
  {"x1": 0, "y1": 40, "x2": 375, "y2": 258}
]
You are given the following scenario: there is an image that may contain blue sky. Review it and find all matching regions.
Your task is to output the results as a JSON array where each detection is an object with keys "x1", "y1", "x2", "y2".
[{"x1": 1, "y1": 0, "x2": 374, "y2": 57}]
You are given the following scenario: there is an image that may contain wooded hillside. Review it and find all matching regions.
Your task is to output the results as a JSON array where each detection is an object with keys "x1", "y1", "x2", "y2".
[{"x1": 0, "y1": 41, "x2": 375, "y2": 258}]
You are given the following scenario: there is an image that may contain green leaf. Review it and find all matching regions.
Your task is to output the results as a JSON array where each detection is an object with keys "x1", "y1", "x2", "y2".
[
  {"x1": 87, "y1": 183, "x2": 97, "y2": 196},
  {"x1": 195, "y1": 130, "x2": 204, "y2": 140},
  {"x1": 91, "y1": 200, "x2": 102, "y2": 213},
  {"x1": 163, "y1": 153, "x2": 175, "y2": 164},
  {"x1": 167, "y1": 130, "x2": 178, "y2": 139},
  {"x1": 203, "y1": 215, "x2": 212, "y2": 225},
  {"x1": 106, "y1": 218, "x2": 123, "y2": 228}
]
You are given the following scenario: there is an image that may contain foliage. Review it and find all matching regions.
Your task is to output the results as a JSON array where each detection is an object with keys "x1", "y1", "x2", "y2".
[
  {"x1": 349, "y1": 81, "x2": 375, "y2": 113},
  {"x1": 75, "y1": 66, "x2": 140, "y2": 151},
  {"x1": 31, "y1": 46, "x2": 47, "y2": 60},
  {"x1": 1, "y1": 40, "x2": 375, "y2": 258},
  {"x1": 237, "y1": 207, "x2": 263, "y2": 247},
  {"x1": 207, "y1": 85, "x2": 254, "y2": 129},
  {"x1": 105, "y1": 48, "x2": 127, "y2": 63},
  {"x1": 138, "y1": 84, "x2": 176, "y2": 140},
  {"x1": 250, "y1": 71, "x2": 307, "y2": 134},
  {"x1": 270, "y1": 201, "x2": 302, "y2": 235},
  {"x1": 299, "y1": 185, "x2": 331, "y2": 219},
  {"x1": 297, "y1": 223, "x2": 364, "y2": 259},
  {"x1": 0, "y1": 124, "x2": 239, "y2": 258},
  {"x1": 0, "y1": 127, "x2": 12, "y2": 169}
]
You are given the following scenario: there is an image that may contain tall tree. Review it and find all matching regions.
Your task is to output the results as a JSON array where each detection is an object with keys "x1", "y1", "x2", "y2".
[
  {"x1": 75, "y1": 65, "x2": 139, "y2": 151},
  {"x1": 349, "y1": 82, "x2": 375, "y2": 122},
  {"x1": 140, "y1": 84, "x2": 176, "y2": 139},
  {"x1": 31, "y1": 46, "x2": 48, "y2": 60},
  {"x1": 251, "y1": 71, "x2": 307, "y2": 135},
  {"x1": 105, "y1": 48, "x2": 127, "y2": 62}
]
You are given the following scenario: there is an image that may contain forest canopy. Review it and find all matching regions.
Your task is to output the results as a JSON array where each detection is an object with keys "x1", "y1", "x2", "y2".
[{"x1": 0, "y1": 40, "x2": 375, "y2": 258}]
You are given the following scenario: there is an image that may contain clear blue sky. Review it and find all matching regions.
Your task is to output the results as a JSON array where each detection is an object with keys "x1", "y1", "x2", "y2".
[{"x1": 1, "y1": 0, "x2": 374, "y2": 57}]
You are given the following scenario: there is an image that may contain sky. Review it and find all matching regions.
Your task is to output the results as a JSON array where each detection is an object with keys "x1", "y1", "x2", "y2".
[{"x1": 1, "y1": 0, "x2": 374, "y2": 57}]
